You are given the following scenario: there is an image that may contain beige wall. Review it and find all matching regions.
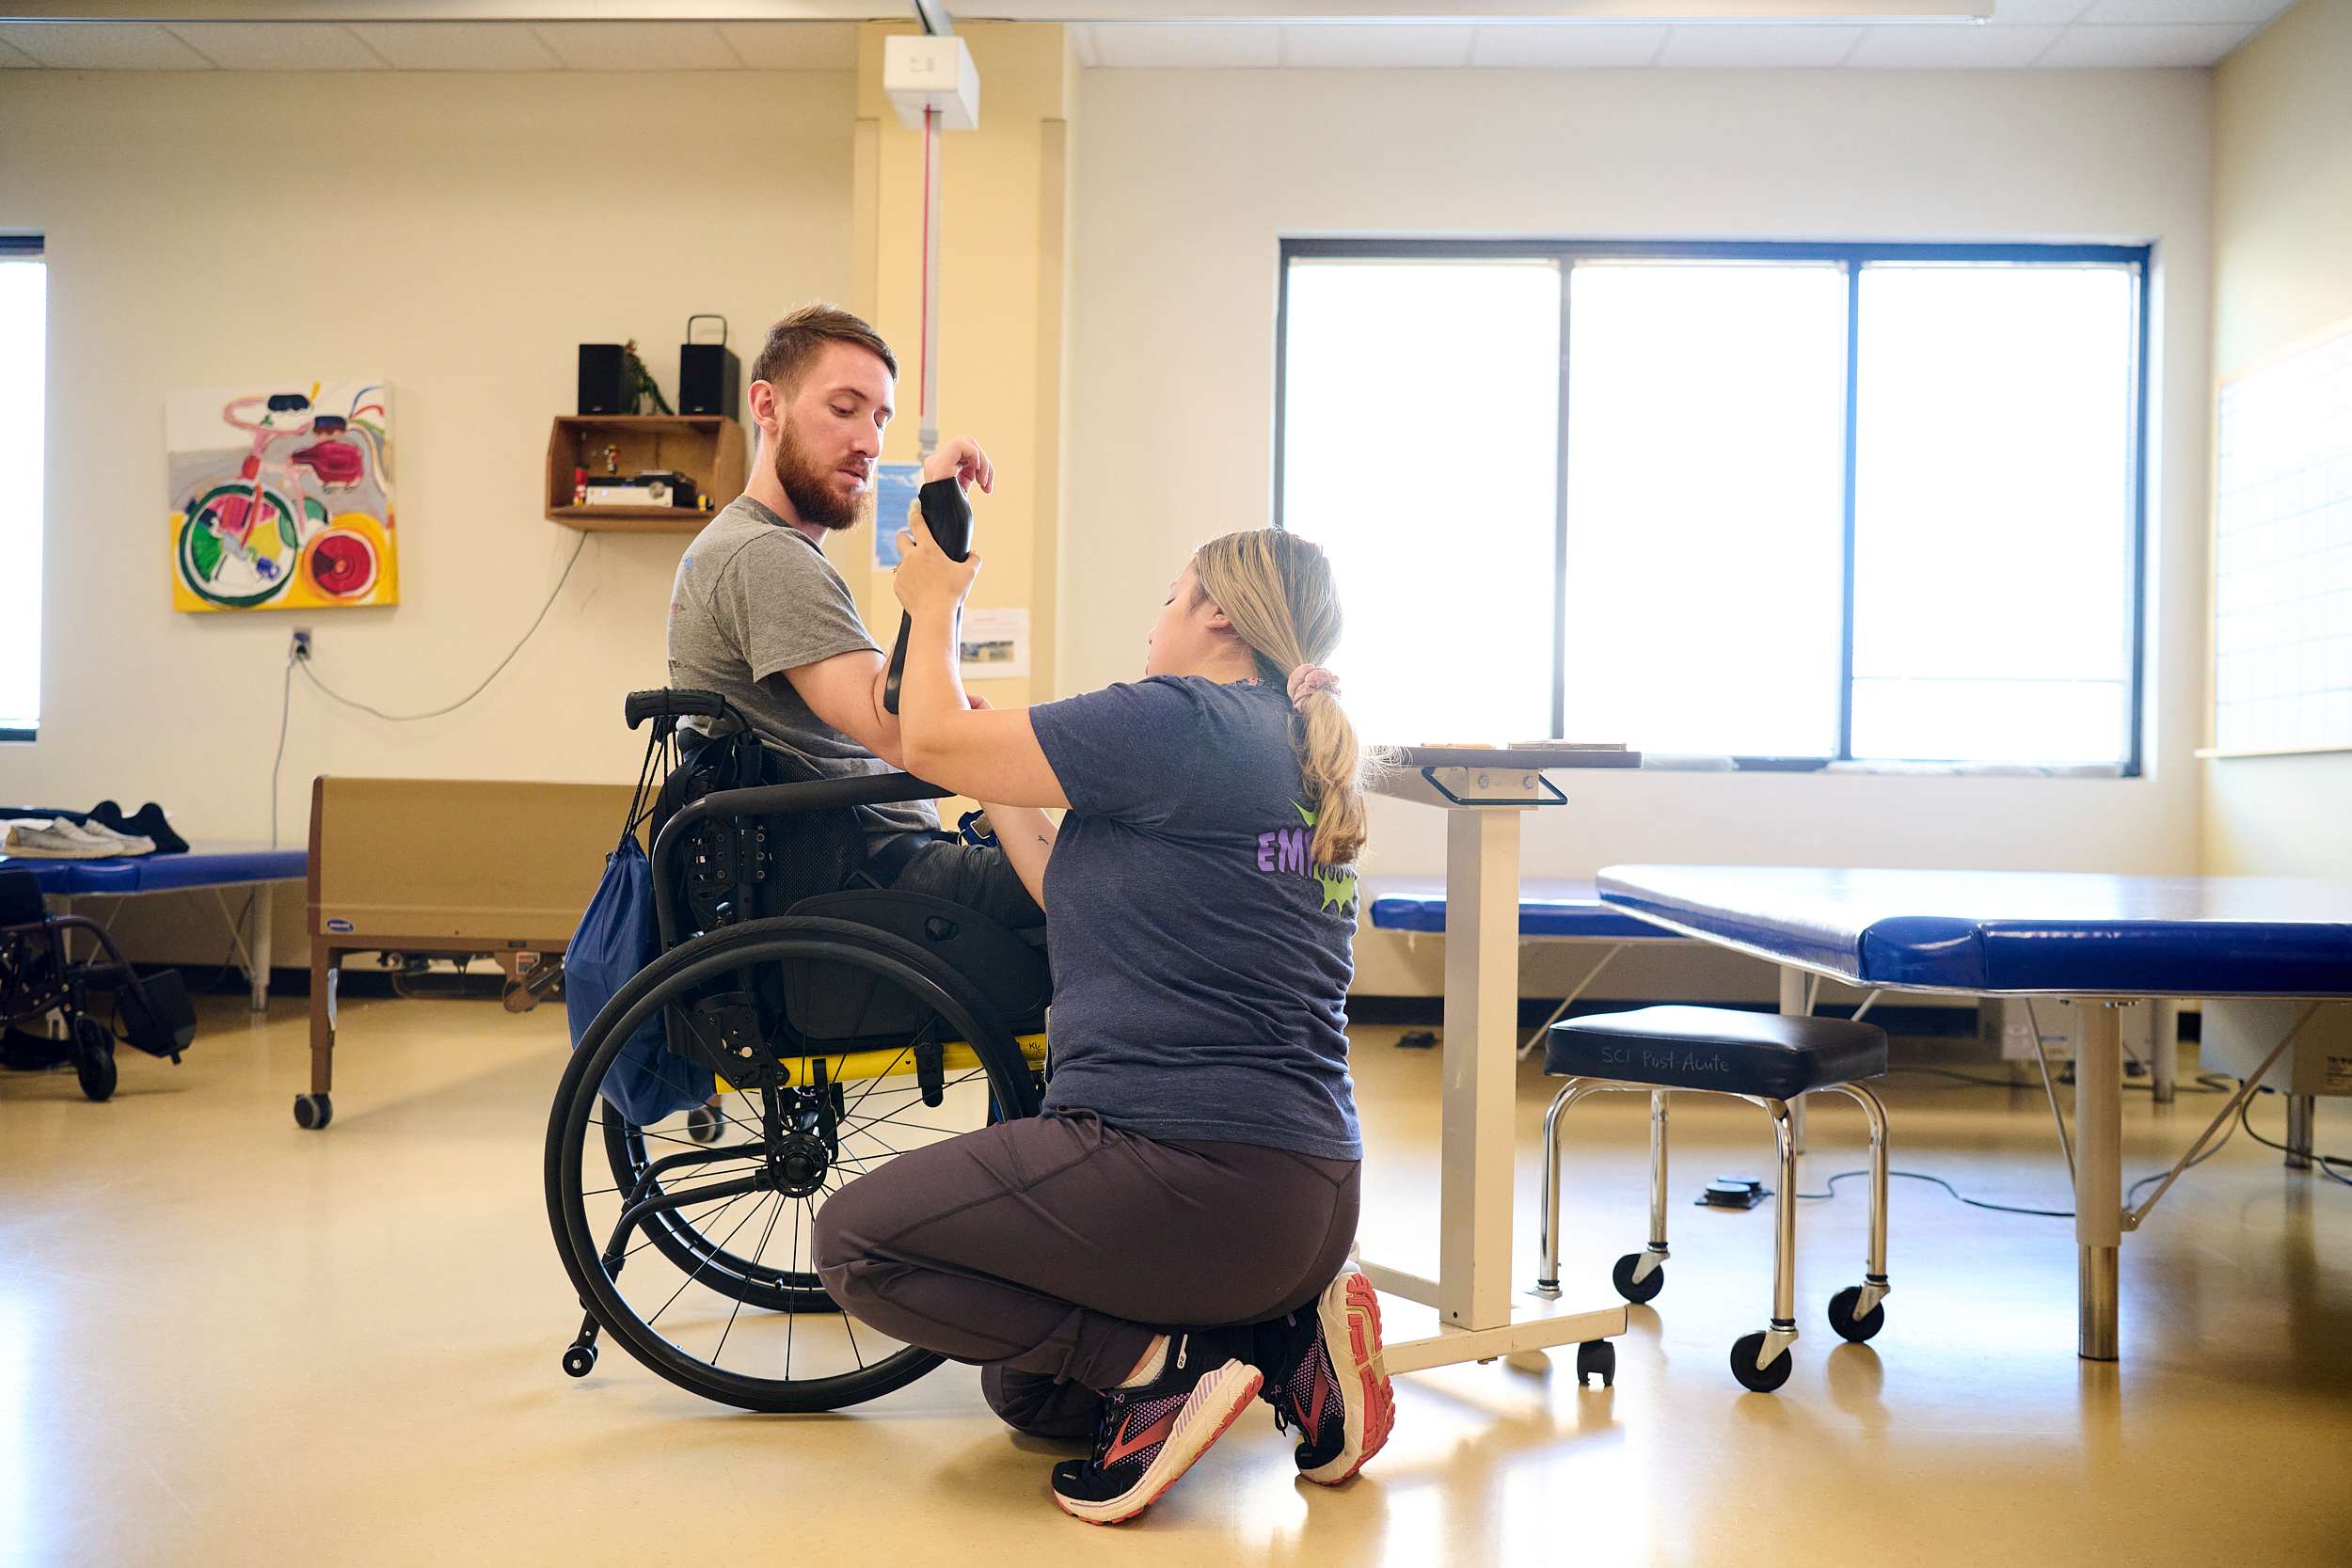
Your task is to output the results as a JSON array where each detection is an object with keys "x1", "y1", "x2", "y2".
[
  {"x1": 2201, "y1": 0, "x2": 2352, "y2": 877},
  {"x1": 0, "y1": 69, "x2": 855, "y2": 958},
  {"x1": 1061, "y1": 67, "x2": 2217, "y2": 994}
]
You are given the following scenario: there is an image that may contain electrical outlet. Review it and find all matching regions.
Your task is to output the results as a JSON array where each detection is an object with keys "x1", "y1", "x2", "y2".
[{"x1": 292, "y1": 627, "x2": 313, "y2": 661}]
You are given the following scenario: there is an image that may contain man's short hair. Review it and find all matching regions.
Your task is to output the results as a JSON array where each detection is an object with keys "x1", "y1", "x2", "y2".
[{"x1": 751, "y1": 305, "x2": 898, "y2": 395}]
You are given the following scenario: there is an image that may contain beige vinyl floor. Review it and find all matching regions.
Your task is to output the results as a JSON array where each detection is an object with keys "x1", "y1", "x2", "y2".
[{"x1": 2, "y1": 990, "x2": 2348, "y2": 1568}]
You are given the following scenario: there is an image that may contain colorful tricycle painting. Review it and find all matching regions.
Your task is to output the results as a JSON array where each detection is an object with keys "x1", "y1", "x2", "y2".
[{"x1": 167, "y1": 382, "x2": 396, "y2": 612}]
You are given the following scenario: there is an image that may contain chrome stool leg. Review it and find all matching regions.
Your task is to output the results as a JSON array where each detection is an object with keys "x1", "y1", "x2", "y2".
[
  {"x1": 1727, "y1": 1096, "x2": 1801, "y2": 1392},
  {"x1": 1823, "y1": 1081, "x2": 1892, "y2": 1341},
  {"x1": 1610, "y1": 1091, "x2": 1672, "y2": 1305},
  {"x1": 1534, "y1": 1079, "x2": 1610, "y2": 1298}
]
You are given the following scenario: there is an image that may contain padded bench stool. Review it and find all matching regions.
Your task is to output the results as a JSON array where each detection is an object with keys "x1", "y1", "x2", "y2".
[{"x1": 1534, "y1": 1006, "x2": 1892, "y2": 1392}]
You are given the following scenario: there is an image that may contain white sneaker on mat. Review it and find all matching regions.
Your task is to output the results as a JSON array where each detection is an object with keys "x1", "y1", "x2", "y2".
[
  {"x1": 2, "y1": 819, "x2": 118, "y2": 859},
  {"x1": 63, "y1": 819, "x2": 154, "y2": 856}
]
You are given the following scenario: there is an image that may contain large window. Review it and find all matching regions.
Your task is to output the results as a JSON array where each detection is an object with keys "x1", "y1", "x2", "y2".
[
  {"x1": 0, "y1": 239, "x2": 43, "y2": 743},
  {"x1": 1278, "y1": 242, "x2": 2149, "y2": 769}
]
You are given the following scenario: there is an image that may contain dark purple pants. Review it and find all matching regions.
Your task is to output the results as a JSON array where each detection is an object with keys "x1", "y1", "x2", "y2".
[{"x1": 813, "y1": 1108, "x2": 1359, "y2": 1439}]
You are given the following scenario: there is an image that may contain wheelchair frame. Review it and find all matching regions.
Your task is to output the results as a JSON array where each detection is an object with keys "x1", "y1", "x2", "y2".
[
  {"x1": 1, "y1": 867, "x2": 197, "y2": 1102},
  {"x1": 545, "y1": 689, "x2": 1051, "y2": 1412}
]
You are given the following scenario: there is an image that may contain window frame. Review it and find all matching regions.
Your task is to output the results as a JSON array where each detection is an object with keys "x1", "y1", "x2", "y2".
[
  {"x1": 1273, "y1": 237, "x2": 2153, "y2": 776},
  {"x1": 0, "y1": 232, "x2": 42, "y2": 746}
]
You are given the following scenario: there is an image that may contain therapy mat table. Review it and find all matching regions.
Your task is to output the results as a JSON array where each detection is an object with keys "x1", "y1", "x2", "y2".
[{"x1": 1596, "y1": 864, "x2": 2352, "y2": 1361}]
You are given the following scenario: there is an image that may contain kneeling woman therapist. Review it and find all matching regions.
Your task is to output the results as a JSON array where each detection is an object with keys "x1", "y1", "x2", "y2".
[{"x1": 811, "y1": 516, "x2": 1393, "y2": 1525}]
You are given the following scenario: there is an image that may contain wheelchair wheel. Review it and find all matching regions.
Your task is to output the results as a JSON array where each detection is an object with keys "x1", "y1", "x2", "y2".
[
  {"x1": 547, "y1": 915, "x2": 1043, "y2": 1414},
  {"x1": 72, "y1": 1015, "x2": 117, "y2": 1102}
]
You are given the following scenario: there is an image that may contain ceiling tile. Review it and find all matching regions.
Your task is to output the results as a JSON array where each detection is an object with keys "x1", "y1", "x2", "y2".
[
  {"x1": 532, "y1": 22, "x2": 740, "y2": 71},
  {"x1": 1985, "y1": 0, "x2": 2096, "y2": 23},
  {"x1": 1469, "y1": 24, "x2": 1669, "y2": 67},
  {"x1": 1657, "y1": 24, "x2": 1866, "y2": 65},
  {"x1": 1280, "y1": 24, "x2": 1477, "y2": 68},
  {"x1": 346, "y1": 24, "x2": 560, "y2": 71},
  {"x1": 2077, "y1": 0, "x2": 2289, "y2": 20},
  {"x1": 0, "y1": 22, "x2": 211, "y2": 70},
  {"x1": 1088, "y1": 23, "x2": 1282, "y2": 67},
  {"x1": 1845, "y1": 21, "x2": 2064, "y2": 63},
  {"x1": 2034, "y1": 20, "x2": 2255, "y2": 63},
  {"x1": 168, "y1": 24, "x2": 386, "y2": 71},
  {"x1": 715, "y1": 23, "x2": 858, "y2": 70}
]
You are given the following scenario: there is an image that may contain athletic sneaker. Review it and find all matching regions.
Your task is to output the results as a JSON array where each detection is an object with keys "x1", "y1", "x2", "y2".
[
  {"x1": 1262, "y1": 1263, "x2": 1393, "y2": 1485},
  {"x1": 1051, "y1": 1338, "x2": 1263, "y2": 1526}
]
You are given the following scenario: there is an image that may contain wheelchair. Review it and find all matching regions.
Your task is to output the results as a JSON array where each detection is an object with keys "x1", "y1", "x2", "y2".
[
  {"x1": 1, "y1": 868, "x2": 197, "y2": 1101},
  {"x1": 544, "y1": 689, "x2": 1052, "y2": 1414}
]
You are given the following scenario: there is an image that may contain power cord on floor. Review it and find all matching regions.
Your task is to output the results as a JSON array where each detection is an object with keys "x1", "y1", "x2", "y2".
[
  {"x1": 1794, "y1": 1168, "x2": 2075, "y2": 1218},
  {"x1": 2234, "y1": 1094, "x2": 2352, "y2": 1189},
  {"x1": 1885, "y1": 1066, "x2": 2232, "y2": 1095},
  {"x1": 1793, "y1": 1107, "x2": 2247, "y2": 1218}
]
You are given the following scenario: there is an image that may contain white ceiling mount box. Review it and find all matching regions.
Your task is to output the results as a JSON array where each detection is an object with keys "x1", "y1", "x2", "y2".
[{"x1": 883, "y1": 34, "x2": 978, "y2": 132}]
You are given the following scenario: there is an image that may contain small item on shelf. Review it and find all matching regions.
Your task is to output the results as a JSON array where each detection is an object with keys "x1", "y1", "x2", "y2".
[
  {"x1": 581, "y1": 469, "x2": 698, "y2": 508},
  {"x1": 572, "y1": 467, "x2": 588, "y2": 505},
  {"x1": 602, "y1": 444, "x2": 619, "y2": 476}
]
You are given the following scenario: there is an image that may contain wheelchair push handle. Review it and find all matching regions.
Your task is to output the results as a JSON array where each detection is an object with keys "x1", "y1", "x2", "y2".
[
  {"x1": 882, "y1": 478, "x2": 975, "y2": 716},
  {"x1": 626, "y1": 688, "x2": 739, "y2": 732}
]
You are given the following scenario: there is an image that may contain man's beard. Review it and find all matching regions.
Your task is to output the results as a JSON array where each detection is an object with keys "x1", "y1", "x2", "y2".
[{"x1": 774, "y1": 420, "x2": 868, "y2": 532}]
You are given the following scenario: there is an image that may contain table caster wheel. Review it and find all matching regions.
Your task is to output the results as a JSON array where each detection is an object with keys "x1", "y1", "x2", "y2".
[
  {"x1": 686, "y1": 1104, "x2": 722, "y2": 1144},
  {"x1": 562, "y1": 1342, "x2": 598, "y2": 1378},
  {"x1": 1730, "y1": 1331, "x2": 1792, "y2": 1393},
  {"x1": 294, "y1": 1092, "x2": 334, "y2": 1130},
  {"x1": 1612, "y1": 1252, "x2": 1665, "y2": 1305},
  {"x1": 1827, "y1": 1285, "x2": 1884, "y2": 1343},
  {"x1": 72, "y1": 1016, "x2": 118, "y2": 1103},
  {"x1": 1575, "y1": 1339, "x2": 1616, "y2": 1388}
]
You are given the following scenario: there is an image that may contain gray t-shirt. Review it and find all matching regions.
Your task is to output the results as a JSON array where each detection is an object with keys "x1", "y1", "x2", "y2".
[
  {"x1": 665, "y1": 497, "x2": 937, "y2": 843},
  {"x1": 1029, "y1": 675, "x2": 1362, "y2": 1161}
]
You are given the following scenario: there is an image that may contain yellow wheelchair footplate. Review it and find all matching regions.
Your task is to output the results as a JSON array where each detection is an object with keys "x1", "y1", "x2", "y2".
[{"x1": 716, "y1": 1032, "x2": 1046, "y2": 1096}]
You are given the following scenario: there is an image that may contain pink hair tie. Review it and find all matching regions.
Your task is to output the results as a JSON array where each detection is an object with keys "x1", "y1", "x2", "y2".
[{"x1": 1287, "y1": 664, "x2": 1340, "y2": 706}]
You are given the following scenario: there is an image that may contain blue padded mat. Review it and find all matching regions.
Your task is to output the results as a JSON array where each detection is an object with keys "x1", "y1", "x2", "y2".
[
  {"x1": 1368, "y1": 879, "x2": 1675, "y2": 942},
  {"x1": 1596, "y1": 864, "x2": 2352, "y2": 996}
]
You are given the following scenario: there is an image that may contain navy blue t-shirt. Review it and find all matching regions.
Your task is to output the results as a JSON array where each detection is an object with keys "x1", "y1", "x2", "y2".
[{"x1": 1028, "y1": 675, "x2": 1362, "y2": 1161}]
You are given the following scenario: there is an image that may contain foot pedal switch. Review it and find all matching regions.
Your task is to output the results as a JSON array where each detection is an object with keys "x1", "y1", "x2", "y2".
[{"x1": 1696, "y1": 1176, "x2": 1769, "y2": 1210}]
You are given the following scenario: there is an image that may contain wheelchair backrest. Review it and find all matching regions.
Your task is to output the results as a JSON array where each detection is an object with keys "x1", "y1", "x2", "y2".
[
  {"x1": 0, "y1": 869, "x2": 42, "y2": 929},
  {"x1": 650, "y1": 730, "x2": 870, "y2": 938}
]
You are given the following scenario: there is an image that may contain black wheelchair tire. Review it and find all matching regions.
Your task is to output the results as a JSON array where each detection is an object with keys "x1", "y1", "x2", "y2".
[
  {"x1": 72, "y1": 1015, "x2": 117, "y2": 1103},
  {"x1": 548, "y1": 915, "x2": 1041, "y2": 1414}
]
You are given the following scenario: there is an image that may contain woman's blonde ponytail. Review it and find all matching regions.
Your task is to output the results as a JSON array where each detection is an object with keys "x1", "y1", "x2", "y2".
[{"x1": 1188, "y1": 530, "x2": 1380, "y2": 865}]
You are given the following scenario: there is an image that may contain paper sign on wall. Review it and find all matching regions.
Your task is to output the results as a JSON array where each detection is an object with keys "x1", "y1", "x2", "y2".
[{"x1": 960, "y1": 608, "x2": 1030, "y2": 680}]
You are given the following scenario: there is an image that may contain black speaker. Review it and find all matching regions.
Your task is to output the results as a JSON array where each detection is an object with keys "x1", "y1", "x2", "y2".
[
  {"x1": 680, "y1": 316, "x2": 739, "y2": 418},
  {"x1": 577, "y1": 343, "x2": 627, "y2": 416}
]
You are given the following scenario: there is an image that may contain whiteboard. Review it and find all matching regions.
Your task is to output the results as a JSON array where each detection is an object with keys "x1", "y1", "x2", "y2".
[{"x1": 2210, "y1": 315, "x2": 2352, "y2": 758}]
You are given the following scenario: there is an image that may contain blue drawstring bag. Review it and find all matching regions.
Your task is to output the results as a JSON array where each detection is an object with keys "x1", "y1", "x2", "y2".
[{"x1": 566, "y1": 833, "x2": 713, "y2": 1124}]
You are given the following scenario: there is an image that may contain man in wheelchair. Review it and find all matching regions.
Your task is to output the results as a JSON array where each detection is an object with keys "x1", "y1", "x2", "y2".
[{"x1": 663, "y1": 304, "x2": 1041, "y2": 926}]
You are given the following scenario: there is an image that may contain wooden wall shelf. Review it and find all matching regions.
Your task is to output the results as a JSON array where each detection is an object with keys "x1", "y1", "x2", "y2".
[{"x1": 547, "y1": 414, "x2": 746, "y2": 531}]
